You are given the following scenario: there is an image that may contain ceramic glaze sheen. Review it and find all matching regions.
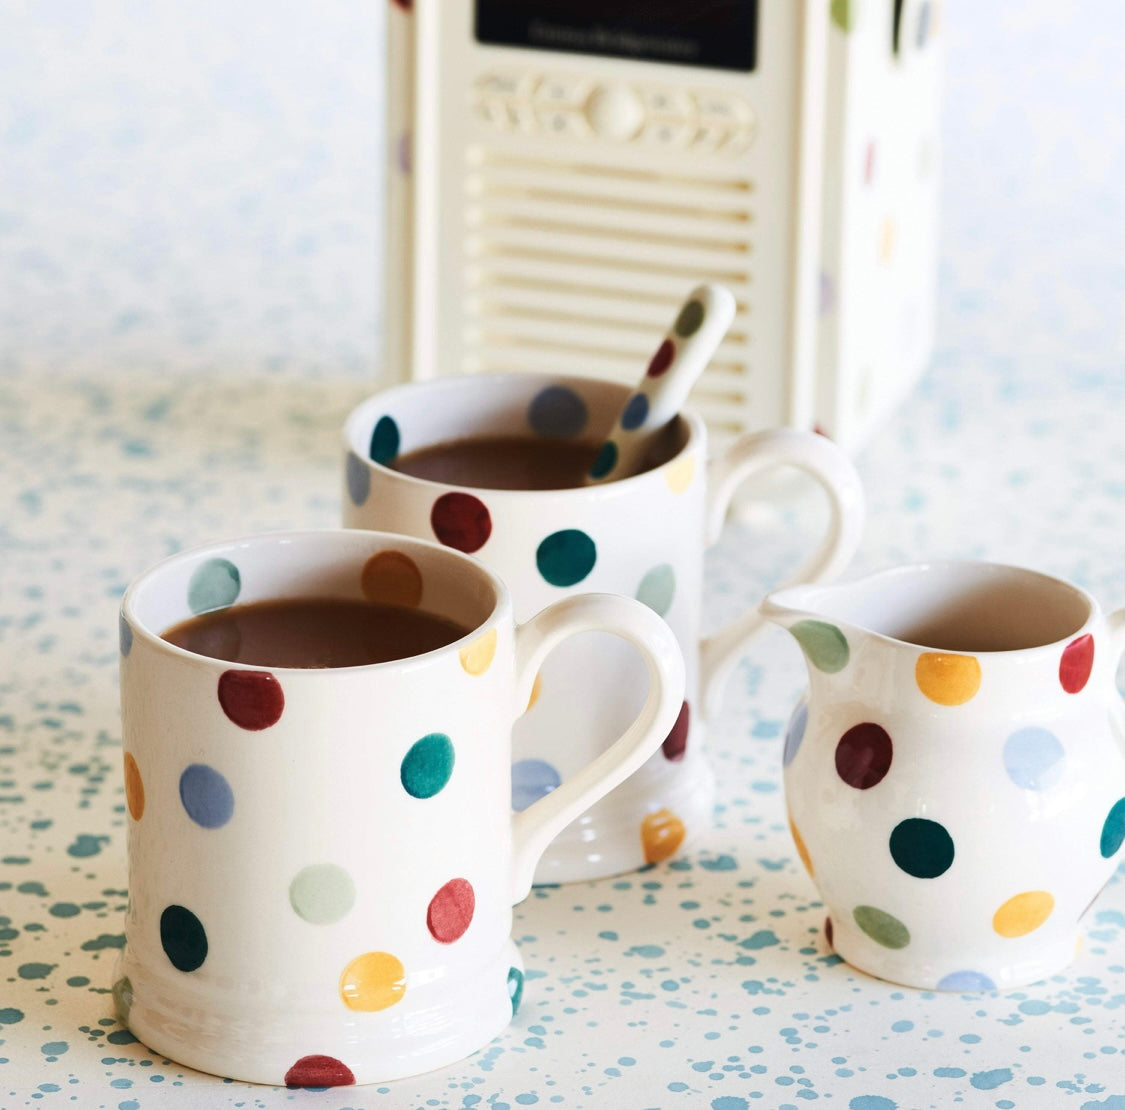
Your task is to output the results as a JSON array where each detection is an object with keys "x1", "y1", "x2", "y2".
[{"x1": 764, "y1": 562, "x2": 1125, "y2": 991}]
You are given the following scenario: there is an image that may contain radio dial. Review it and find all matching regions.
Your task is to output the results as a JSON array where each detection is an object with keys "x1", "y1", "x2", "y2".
[{"x1": 585, "y1": 84, "x2": 644, "y2": 140}]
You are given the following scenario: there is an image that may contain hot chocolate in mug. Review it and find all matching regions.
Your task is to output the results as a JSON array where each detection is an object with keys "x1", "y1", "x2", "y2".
[
  {"x1": 765, "y1": 560, "x2": 1125, "y2": 990},
  {"x1": 344, "y1": 372, "x2": 864, "y2": 882},
  {"x1": 115, "y1": 530, "x2": 684, "y2": 1085}
]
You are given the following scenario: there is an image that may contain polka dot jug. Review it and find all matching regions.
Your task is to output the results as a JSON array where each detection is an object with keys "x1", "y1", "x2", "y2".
[
  {"x1": 116, "y1": 530, "x2": 684, "y2": 1085},
  {"x1": 764, "y1": 561, "x2": 1125, "y2": 990},
  {"x1": 344, "y1": 372, "x2": 864, "y2": 883}
]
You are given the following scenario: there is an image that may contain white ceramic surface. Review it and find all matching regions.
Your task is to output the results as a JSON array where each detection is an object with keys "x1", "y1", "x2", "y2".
[
  {"x1": 115, "y1": 529, "x2": 683, "y2": 1086},
  {"x1": 343, "y1": 373, "x2": 865, "y2": 883},
  {"x1": 764, "y1": 561, "x2": 1125, "y2": 990}
]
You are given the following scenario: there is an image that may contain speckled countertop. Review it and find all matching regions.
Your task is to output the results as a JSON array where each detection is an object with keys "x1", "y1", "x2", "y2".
[{"x1": 2, "y1": 3, "x2": 1125, "y2": 1108}]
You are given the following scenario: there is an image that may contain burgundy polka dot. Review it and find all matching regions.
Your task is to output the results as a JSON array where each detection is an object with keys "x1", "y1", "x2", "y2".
[
  {"x1": 431, "y1": 492, "x2": 492, "y2": 554},
  {"x1": 646, "y1": 338, "x2": 675, "y2": 378},
  {"x1": 284, "y1": 1054, "x2": 356, "y2": 1088},
  {"x1": 217, "y1": 670, "x2": 284, "y2": 730},
  {"x1": 662, "y1": 700, "x2": 690, "y2": 762},
  {"x1": 824, "y1": 916, "x2": 834, "y2": 949},
  {"x1": 1059, "y1": 633, "x2": 1094, "y2": 694},
  {"x1": 427, "y1": 877, "x2": 475, "y2": 943},
  {"x1": 835, "y1": 722, "x2": 893, "y2": 790}
]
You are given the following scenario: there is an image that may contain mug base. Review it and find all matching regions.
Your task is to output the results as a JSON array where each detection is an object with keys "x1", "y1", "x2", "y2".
[
  {"x1": 531, "y1": 753, "x2": 715, "y2": 885},
  {"x1": 112, "y1": 940, "x2": 524, "y2": 1087},
  {"x1": 826, "y1": 917, "x2": 1082, "y2": 991}
]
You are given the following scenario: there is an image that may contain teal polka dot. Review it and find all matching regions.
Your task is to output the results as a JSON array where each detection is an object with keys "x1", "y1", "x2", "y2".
[
  {"x1": 369, "y1": 415, "x2": 400, "y2": 465},
  {"x1": 187, "y1": 558, "x2": 240, "y2": 615},
  {"x1": 673, "y1": 299, "x2": 705, "y2": 338},
  {"x1": 790, "y1": 620, "x2": 849, "y2": 673},
  {"x1": 507, "y1": 966, "x2": 524, "y2": 1015},
  {"x1": 536, "y1": 529, "x2": 596, "y2": 587},
  {"x1": 589, "y1": 441, "x2": 617, "y2": 480},
  {"x1": 636, "y1": 564, "x2": 675, "y2": 616},
  {"x1": 401, "y1": 733, "x2": 455, "y2": 799},
  {"x1": 1100, "y1": 798, "x2": 1125, "y2": 858}
]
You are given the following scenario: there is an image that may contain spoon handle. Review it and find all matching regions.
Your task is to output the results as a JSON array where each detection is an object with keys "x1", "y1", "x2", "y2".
[{"x1": 587, "y1": 283, "x2": 736, "y2": 484}]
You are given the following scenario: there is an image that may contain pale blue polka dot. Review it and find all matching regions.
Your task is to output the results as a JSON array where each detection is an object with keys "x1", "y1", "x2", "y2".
[
  {"x1": 512, "y1": 759, "x2": 561, "y2": 812},
  {"x1": 937, "y1": 969, "x2": 997, "y2": 991},
  {"x1": 345, "y1": 451, "x2": 370, "y2": 506},
  {"x1": 782, "y1": 702, "x2": 808, "y2": 768},
  {"x1": 118, "y1": 613, "x2": 133, "y2": 656},
  {"x1": 1003, "y1": 727, "x2": 1065, "y2": 790}
]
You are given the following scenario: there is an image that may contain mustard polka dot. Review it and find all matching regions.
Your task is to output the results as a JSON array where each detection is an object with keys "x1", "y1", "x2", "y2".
[
  {"x1": 789, "y1": 817, "x2": 813, "y2": 877},
  {"x1": 459, "y1": 628, "x2": 497, "y2": 676},
  {"x1": 641, "y1": 808, "x2": 685, "y2": 864},
  {"x1": 339, "y1": 951, "x2": 407, "y2": 1012},
  {"x1": 993, "y1": 891, "x2": 1055, "y2": 938},
  {"x1": 663, "y1": 455, "x2": 695, "y2": 494},
  {"x1": 361, "y1": 550, "x2": 423, "y2": 608},
  {"x1": 915, "y1": 652, "x2": 981, "y2": 706},
  {"x1": 526, "y1": 671, "x2": 543, "y2": 712},
  {"x1": 123, "y1": 753, "x2": 144, "y2": 821}
]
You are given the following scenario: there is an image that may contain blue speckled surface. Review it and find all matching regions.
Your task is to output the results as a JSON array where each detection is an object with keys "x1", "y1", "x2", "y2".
[{"x1": 3, "y1": 2, "x2": 1125, "y2": 1107}]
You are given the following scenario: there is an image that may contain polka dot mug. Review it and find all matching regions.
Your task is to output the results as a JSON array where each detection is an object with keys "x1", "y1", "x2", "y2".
[
  {"x1": 764, "y1": 561, "x2": 1125, "y2": 990},
  {"x1": 344, "y1": 373, "x2": 865, "y2": 883},
  {"x1": 115, "y1": 530, "x2": 684, "y2": 1085}
]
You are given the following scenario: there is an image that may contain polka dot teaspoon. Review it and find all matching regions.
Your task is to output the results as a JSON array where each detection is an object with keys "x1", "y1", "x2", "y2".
[{"x1": 586, "y1": 282, "x2": 737, "y2": 485}]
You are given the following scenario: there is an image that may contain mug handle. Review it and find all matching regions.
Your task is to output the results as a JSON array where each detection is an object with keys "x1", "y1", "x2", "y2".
[
  {"x1": 509, "y1": 593, "x2": 686, "y2": 903},
  {"x1": 698, "y1": 428, "x2": 866, "y2": 720}
]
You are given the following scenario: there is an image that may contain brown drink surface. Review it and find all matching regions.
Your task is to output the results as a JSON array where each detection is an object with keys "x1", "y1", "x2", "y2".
[
  {"x1": 392, "y1": 435, "x2": 601, "y2": 491},
  {"x1": 162, "y1": 598, "x2": 471, "y2": 668}
]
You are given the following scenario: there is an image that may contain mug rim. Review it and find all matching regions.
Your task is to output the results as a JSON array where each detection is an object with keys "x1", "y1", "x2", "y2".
[
  {"x1": 343, "y1": 371, "x2": 706, "y2": 501},
  {"x1": 121, "y1": 528, "x2": 511, "y2": 674}
]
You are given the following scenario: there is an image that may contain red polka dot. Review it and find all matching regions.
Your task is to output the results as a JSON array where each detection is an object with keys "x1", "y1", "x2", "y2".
[
  {"x1": 431, "y1": 492, "x2": 492, "y2": 554},
  {"x1": 835, "y1": 722, "x2": 893, "y2": 789},
  {"x1": 284, "y1": 1054, "x2": 355, "y2": 1088},
  {"x1": 1059, "y1": 633, "x2": 1094, "y2": 694},
  {"x1": 427, "y1": 877, "x2": 475, "y2": 943},
  {"x1": 864, "y1": 140, "x2": 876, "y2": 184},
  {"x1": 662, "y1": 700, "x2": 690, "y2": 762},
  {"x1": 646, "y1": 338, "x2": 675, "y2": 378},
  {"x1": 217, "y1": 670, "x2": 285, "y2": 730}
]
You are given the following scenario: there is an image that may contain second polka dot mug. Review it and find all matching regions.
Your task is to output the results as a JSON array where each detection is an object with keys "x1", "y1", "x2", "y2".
[
  {"x1": 344, "y1": 373, "x2": 865, "y2": 883},
  {"x1": 764, "y1": 560, "x2": 1125, "y2": 990},
  {"x1": 115, "y1": 530, "x2": 684, "y2": 1085}
]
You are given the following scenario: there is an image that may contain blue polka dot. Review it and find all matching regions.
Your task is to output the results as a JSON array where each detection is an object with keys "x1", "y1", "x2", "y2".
[
  {"x1": 118, "y1": 613, "x2": 133, "y2": 657},
  {"x1": 1003, "y1": 727, "x2": 1065, "y2": 790},
  {"x1": 620, "y1": 393, "x2": 650, "y2": 431},
  {"x1": 527, "y1": 386, "x2": 588, "y2": 438},
  {"x1": 536, "y1": 529, "x2": 597, "y2": 587},
  {"x1": 589, "y1": 441, "x2": 617, "y2": 480},
  {"x1": 937, "y1": 969, "x2": 997, "y2": 992},
  {"x1": 782, "y1": 702, "x2": 808, "y2": 768},
  {"x1": 179, "y1": 764, "x2": 235, "y2": 829},
  {"x1": 345, "y1": 452, "x2": 370, "y2": 506},
  {"x1": 369, "y1": 415, "x2": 400, "y2": 465},
  {"x1": 512, "y1": 759, "x2": 562, "y2": 812}
]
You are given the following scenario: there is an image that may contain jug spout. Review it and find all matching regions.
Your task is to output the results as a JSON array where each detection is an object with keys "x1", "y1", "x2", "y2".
[
  {"x1": 760, "y1": 581, "x2": 842, "y2": 630},
  {"x1": 761, "y1": 582, "x2": 854, "y2": 676}
]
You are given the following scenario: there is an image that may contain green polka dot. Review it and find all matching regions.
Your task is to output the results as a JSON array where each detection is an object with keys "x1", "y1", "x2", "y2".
[
  {"x1": 636, "y1": 564, "x2": 676, "y2": 617},
  {"x1": 536, "y1": 529, "x2": 597, "y2": 587},
  {"x1": 112, "y1": 976, "x2": 133, "y2": 1024},
  {"x1": 289, "y1": 863, "x2": 356, "y2": 925},
  {"x1": 187, "y1": 558, "x2": 241, "y2": 615},
  {"x1": 854, "y1": 905, "x2": 910, "y2": 949},
  {"x1": 401, "y1": 733, "x2": 455, "y2": 799},
  {"x1": 673, "y1": 299, "x2": 705, "y2": 338},
  {"x1": 369, "y1": 415, "x2": 400, "y2": 465},
  {"x1": 790, "y1": 620, "x2": 849, "y2": 673},
  {"x1": 830, "y1": 0, "x2": 854, "y2": 32}
]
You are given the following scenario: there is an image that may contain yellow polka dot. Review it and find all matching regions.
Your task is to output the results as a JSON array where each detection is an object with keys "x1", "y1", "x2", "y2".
[
  {"x1": 663, "y1": 455, "x2": 695, "y2": 495},
  {"x1": 459, "y1": 628, "x2": 497, "y2": 676},
  {"x1": 123, "y1": 753, "x2": 144, "y2": 821},
  {"x1": 641, "y1": 808, "x2": 685, "y2": 864},
  {"x1": 339, "y1": 951, "x2": 407, "y2": 1011},
  {"x1": 915, "y1": 652, "x2": 981, "y2": 706},
  {"x1": 993, "y1": 891, "x2": 1055, "y2": 938},
  {"x1": 880, "y1": 216, "x2": 896, "y2": 263},
  {"x1": 789, "y1": 816, "x2": 813, "y2": 877},
  {"x1": 361, "y1": 550, "x2": 423, "y2": 607},
  {"x1": 526, "y1": 671, "x2": 543, "y2": 712}
]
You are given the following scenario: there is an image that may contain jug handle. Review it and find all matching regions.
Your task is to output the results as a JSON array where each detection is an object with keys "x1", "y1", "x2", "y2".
[
  {"x1": 508, "y1": 593, "x2": 685, "y2": 904},
  {"x1": 698, "y1": 429, "x2": 865, "y2": 721}
]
